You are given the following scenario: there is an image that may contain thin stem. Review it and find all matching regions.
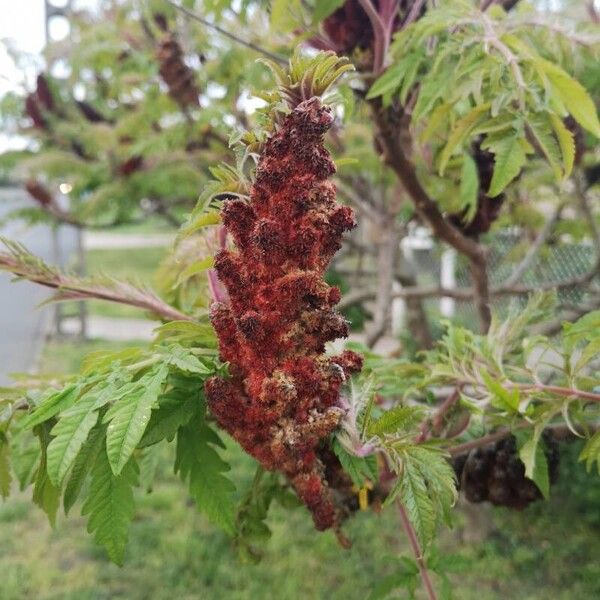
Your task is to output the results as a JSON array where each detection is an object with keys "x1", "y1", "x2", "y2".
[
  {"x1": 402, "y1": 0, "x2": 425, "y2": 28},
  {"x1": 165, "y1": 0, "x2": 287, "y2": 65},
  {"x1": 357, "y1": 0, "x2": 388, "y2": 75},
  {"x1": 480, "y1": 14, "x2": 526, "y2": 109},
  {"x1": 509, "y1": 383, "x2": 600, "y2": 403},
  {"x1": 396, "y1": 501, "x2": 438, "y2": 600},
  {"x1": 448, "y1": 422, "x2": 600, "y2": 456},
  {"x1": 504, "y1": 203, "x2": 564, "y2": 287},
  {"x1": 448, "y1": 428, "x2": 512, "y2": 456},
  {"x1": 589, "y1": 0, "x2": 600, "y2": 24},
  {"x1": 480, "y1": 0, "x2": 497, "y2": 10}
]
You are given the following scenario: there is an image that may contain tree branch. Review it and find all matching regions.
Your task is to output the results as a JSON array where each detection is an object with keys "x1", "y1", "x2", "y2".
[
  {"x1": 357, "y1": 0, "x2": 389, "y2": 75},
  {"x1": 448, "y1": 422, "x2": 600, "y2": 456},
  {"x1": 504, "y1": 203, "x2": 564, "y2": 288},
  {"x1": 369, "y1": 102, "x2": 491, "y2": 331},
  {"x1": 589, "y1": 0, "x2": 600, "y2": 24},
  {"x1": 402, "y1": 0, "x2": 425, "y2": 28},
  {"x1": 165, "y1": 0, "x2": 287, "y2": 64},
  {"x1": 0, "y1": 239, "x2": 192, "y2": 323}
]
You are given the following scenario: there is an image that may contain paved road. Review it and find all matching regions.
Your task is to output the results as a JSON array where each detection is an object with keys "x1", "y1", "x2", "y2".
[{"x1": 0, "y1": 187, "x2": 76, "y2": 385}]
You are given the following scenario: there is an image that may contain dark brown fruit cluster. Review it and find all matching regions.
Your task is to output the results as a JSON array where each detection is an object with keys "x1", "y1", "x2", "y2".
[
  {"x1": 453, "y1": 432, "x2": 559, "y2": 510},
  {"x1": 156, "y1": 33, "x2": 200, "y2": 109},
  {"x1": 320, "y1": 1, "x2": 421, "y2": 56},
  {"x1": 205, "y1": 98, "x2": 362, "y2": 532},
  {"x1": 322, "y1": 0, "x2": 376, "y2": 54},
  {"x1": 25, "y1": 74, "x2": 55, "y2": 130}
]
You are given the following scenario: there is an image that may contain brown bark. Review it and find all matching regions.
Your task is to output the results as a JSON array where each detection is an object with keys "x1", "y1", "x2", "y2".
[{"x1": 369, "y1": 102, "x2": 492, "y2": 332}]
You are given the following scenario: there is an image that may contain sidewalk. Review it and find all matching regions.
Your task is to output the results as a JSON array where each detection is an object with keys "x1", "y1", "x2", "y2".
[{"x1": 83, "y1": 231, "x2": 175, "y2": 250}]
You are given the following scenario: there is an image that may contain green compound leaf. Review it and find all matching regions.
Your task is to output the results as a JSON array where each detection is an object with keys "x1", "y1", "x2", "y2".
[
  {"x1": 82, "y1": 448, "x2": 138, "y2": 566},
  {"x1": 175, "y1": 413, "x2": 236, "y2": 534},
  {"x1": 63, "y1": 425, "x2": 105, "y2": 515},
  {"x1": 104, "y1": 363, "x2": 169, "y2": 475},
  {"x1": 579, "y1": 430, "x2": 600, "y2": 475}
]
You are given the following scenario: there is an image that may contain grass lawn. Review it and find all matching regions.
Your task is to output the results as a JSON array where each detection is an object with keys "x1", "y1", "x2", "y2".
[
  {"x1": 91, "y1": 217, "x2": 176, "y2": 235},
  {"x1": 1, "y1": 339, "x2": 599, "y2": 599}
]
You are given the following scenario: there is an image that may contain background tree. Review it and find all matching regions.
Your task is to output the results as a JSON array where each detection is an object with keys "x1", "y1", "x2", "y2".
[{"x1": 0, "y1": 1, "x2": 599, "y2": 598}]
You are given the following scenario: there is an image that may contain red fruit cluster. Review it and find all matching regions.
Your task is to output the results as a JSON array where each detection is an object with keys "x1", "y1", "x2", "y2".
[{"x1": 205, "y1": 98, "x2": 363, "y2": 531}]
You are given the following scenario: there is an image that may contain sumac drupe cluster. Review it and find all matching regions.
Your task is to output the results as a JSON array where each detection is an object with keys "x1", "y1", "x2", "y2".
[{"x1": 205, "y1": 98, "x2": 362, "y2": 532}]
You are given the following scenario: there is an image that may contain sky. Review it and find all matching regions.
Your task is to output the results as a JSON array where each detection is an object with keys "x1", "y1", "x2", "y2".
[
  {"x1": 0, "y1": 0, "x2": 597, "y2": 150},
  {"x1": 0, "y1": 0, "x2": 98, "y2": 151}
]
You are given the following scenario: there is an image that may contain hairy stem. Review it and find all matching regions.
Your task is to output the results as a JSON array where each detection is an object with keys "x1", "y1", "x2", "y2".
[{"x1": 396, "y1": 501, "x2": 438, "y2": 600}]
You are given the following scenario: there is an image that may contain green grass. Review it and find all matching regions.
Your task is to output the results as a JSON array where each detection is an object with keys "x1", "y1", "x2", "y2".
[
  {"x1": 40, "y1": 339, "x2": 148, "y2": 374},
  {"x1": 64, "y1": 247, "x2": 169, "y2": 320},
  {"x1": 1, "y1": 339, "x2": 599, "y2": 600},
  {"x1": 91, "y1": 217, "x2": 176, "y2": 235}
]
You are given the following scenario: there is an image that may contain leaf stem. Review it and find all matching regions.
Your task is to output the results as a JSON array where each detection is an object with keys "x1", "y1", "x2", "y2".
[{"x1": 396, "y1": 501, "x2": 438, "y2": 600}]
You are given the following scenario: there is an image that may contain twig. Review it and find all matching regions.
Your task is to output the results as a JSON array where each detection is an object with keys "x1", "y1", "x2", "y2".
[
  {"x1": 576, "y1": 176, "x2": 600, "y2": 258},
  {"x1": 508, "y1": 382, "x2": 600, "y2": 403},
  {"x1": 366, "y1": 223, "x2": 398, "y2": 347},
  {"x1": 402, "y1": 0, "x2": 425, "y2": 28},
  {"x1": 0, "y1": 240, "x2": 192, "y2": 323},
  {"x1": 480, "y1": 14, "x2": 526, "y2": 109},
  {"x1": 165, "y1": 0, "x2": 287, "y2": 65},
  {"x1": 357, "y1": 0, "x2": 388, "y2": 75},
  {"x1": 480, "y1": 0, "x2": 497, "y2": 10},
  {"x1": 504, "y1": 203, "x2": 564, "y2": 287},
  {"x1": 396, "y1": 501, "x2": 438, "y2": 600},
  {"x1": 535, "y1": 293, "x2": 600, "y2": 337},
  {"x1": 336, "y1": 179, "x2": 386, "y2": 225},
  {"x1": 449, "y1": 422, "x2": 600, "y2": 456},
  {"x1": 509, "y1": 19, "x2": 600, "y2": 47},
  {"x1": 338, "y1": 261, "x2": 600, "y2": 309}
]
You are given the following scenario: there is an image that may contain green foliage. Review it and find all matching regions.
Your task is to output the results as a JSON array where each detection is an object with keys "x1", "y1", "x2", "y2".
[
  {"x1": 367, "y1": 557, "x2": 419, "y2": 600},
  {"x1": 258, "y1": 49, "x2": 354, "y2": 110},
  {"x1": 332, "y1": 438, "x2": 379, "y2": 488},
  {"x1": 0, "y1": 434, "x2": 11, "y2": 499},
  {"x1": 368, "y1": 2, "x2": 600, "y2": 206},
  {"x1": 517, "y1": 431, "x2": 550, "y2": 499},
  {"x1": 580, "y1": 430, "x2": 600, "y2": 474},
  {"x1": 385, "y1": 444, "x2": 457, "y2": 548},
  {"x1": 0, "y1": 331, "x2": 228, "y2": 563},
  {"x1": 1, "y1": 3, "x2": 599, "y2": 596},
  {"x1": 104, "y1": 364, "x2": 170, "y2": 475},
  {"x1": 82, "y1": 447, "x2": 138, "y2": 565},
  {"x1": 234, "y1": 466, "x2": 301, "y2": 563},
  {"x1": 312, "y1": 0, "x2": 346, "y2": 24},
  {"x1": 174, "y1": 406, "x2": 236, "y2": 533}
]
